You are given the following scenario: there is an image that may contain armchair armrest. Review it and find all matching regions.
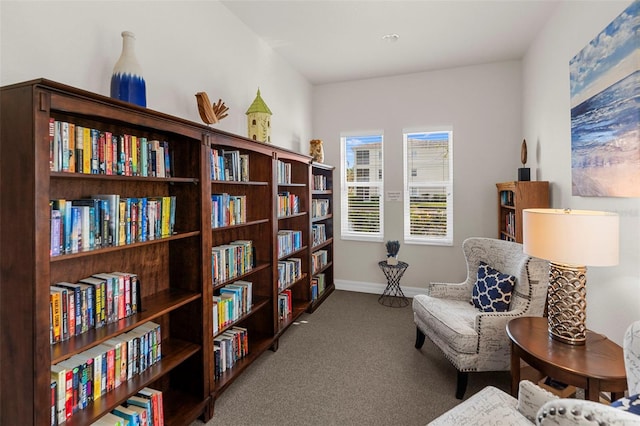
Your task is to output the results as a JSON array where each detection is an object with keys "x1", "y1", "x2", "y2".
[
  {"x1": 474, "y1": 310, "x2": 528, "y2": 370},
  {"x1": 428, "y1": 281, "x2": 471, "y2": 301},
  {"x1": 537, "y1": 399, "x2": 640, "y2": 425},
  {"x1": 516, "y1": 380, "x2": 558, "y2": 422}
]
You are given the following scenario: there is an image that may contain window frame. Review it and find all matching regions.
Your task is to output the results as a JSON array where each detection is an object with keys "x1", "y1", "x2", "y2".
[
  {"x1": 402, "y1": 128, "x2": 453, "y2": 246},
  {"x1": 340, "y1": 132, "x2": 384, "y2": 242}
]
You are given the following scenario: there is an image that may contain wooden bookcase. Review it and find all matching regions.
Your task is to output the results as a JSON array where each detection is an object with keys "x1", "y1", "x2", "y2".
[
  {"x1": 0, "y1": 79, "x2": 333, "y2": 425},
  {"x1": 273, "y1": 151, "x2": 312, "y2": 343},
  {"x1": 496, "y1": 181, "x2": 550, "y2": 243},
  {"x1": 207, "y1": 133, "x2": 277, "y2": 400},
  {"x1": 308, "y1": 162, "x2": 335, "y2": 313},
  {"x1": 0, "y1": 79, "x2": 208, "y2": 425}
]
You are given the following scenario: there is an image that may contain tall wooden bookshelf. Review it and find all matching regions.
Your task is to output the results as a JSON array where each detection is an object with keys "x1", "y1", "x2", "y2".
[
  {"x1": 0, "y1": 79, "x2": 209, "y2": 425},
  {"x1": 308, "y1": 163, "x2": 335, "y2": 313},
  {"x1": 496, "y1": 181, "x2": 550, "y2": 243},
  {"x1": 0, "y1": 79, "x2": 333, "y2": 425},
  {"x1": 207, "y1": 133, "x2": 277, "y2": 400},
  {"x1": 274, "y1": 151, "x2": 312, "y2": 343}
]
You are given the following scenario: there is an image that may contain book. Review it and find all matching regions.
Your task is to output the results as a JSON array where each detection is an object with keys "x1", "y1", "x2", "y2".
[
  {"x1": 111, "y1": 405, "x2": 140, "y2": 426},
  {"x1": 126, "y1": 395, "x2": 152, "y2": 426},
  {"x1": 126, "y1": 403, "x2": 148, "y2": 426},
  {"x1": 136, "y1": 387, "x2": 164, "y2": 426},
  {"x1": 79, "y1": 276, "x2": 107, "y2": 328},
  {"x1": 50, "y1": 285, "x2": 70, "y2": 340},
  {"x1": 92, "y1": 194, "x2": 120, "y2": 246},
  {"x1": 50, "y1": 379, "x2": 57, "y2": 426},
  {"x1": 54, "y1": 282, "x2": 82, "y2": 336},
  {"x1": 50, "y1": 208, "x2": 61, "y2": 256},
  {"x1": 50, "y1": 364, "x2": 67, "y2": 424}
]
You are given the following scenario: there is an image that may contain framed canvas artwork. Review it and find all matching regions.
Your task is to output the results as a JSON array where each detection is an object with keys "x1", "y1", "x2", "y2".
[{"x1": 569, "y1": 0, "x2": 639, "y2": 197}]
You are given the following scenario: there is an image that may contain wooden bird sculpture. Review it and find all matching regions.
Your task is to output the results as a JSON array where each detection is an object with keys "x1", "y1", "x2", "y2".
[{"x1": 195, "y1": 92, "x2": 229, "y2": 124}]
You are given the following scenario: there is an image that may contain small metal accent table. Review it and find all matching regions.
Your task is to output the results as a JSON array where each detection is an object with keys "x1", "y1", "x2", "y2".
[{"x1": 377, "y1": 260, "x2": 409, "y2": 307}]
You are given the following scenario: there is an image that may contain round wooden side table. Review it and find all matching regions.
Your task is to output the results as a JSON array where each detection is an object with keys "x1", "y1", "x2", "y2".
[{"x1": 507, "y1": 316, "x2": 626, "y2": 401}]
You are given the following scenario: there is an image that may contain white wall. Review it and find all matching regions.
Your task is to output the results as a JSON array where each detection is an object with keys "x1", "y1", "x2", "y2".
[
  {"x1": 523, "y1": 0, "x2": 639, "y2": 344},
  {"x1": 0, "y1": 1, "x2": 312, "y2": 153},
  {"x1": 313, "y1": 61, "x2": 524, "y2": 292}
]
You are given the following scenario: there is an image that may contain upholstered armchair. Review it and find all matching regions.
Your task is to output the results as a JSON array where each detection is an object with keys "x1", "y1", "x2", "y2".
[{"x1": 413, "y1": 237, "x2": 549, "y2": 398}]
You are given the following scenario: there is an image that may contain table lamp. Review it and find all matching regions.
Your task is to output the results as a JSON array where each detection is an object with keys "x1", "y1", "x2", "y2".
[{"x1": 522, "y1": 208, "x2": 619, "y2": 345}]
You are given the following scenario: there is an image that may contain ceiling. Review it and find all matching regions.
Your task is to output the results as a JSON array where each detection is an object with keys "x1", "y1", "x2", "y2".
[{"x1": 221, "y1": 0, "x2": 561, "y2": 85}]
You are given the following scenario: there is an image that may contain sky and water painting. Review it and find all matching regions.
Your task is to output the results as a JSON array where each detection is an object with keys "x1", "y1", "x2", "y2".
[{"x1": 569, "y1": 0, "x2": 639, "y2": 197}]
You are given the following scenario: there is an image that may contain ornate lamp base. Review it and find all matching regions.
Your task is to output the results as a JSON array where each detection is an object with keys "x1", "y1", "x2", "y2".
[{"x1": 547, "y1": 262, "x2": 587, "y2": 345}]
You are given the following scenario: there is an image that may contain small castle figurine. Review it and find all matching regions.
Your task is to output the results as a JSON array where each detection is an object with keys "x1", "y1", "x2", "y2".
[{"x1": 246, "y1": 88, "x2": 272, "y2": 143}]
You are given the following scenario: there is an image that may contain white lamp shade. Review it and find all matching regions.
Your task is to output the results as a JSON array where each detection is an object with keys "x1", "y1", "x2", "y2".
[{"x1": 522, "y1": 209, "x2": 619, "y2": 266}]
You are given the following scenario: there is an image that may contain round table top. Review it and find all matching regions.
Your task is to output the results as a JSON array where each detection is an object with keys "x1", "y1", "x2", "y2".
[
  {"x1": 378, "y1": 260, "x2": 409, "y2": 269},
  {"x1": 507, "y1": 316, "x2": 626, "y2": 381}
]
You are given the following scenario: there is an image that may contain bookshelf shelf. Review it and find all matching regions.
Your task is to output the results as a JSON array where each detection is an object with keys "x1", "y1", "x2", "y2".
[
  {"x1": 51, "y1": 171, "x2": 200, "y2": 184},
  {"x1": 64, "y1": 338, "x2": 200, "y2": 426},
  {"x1": 51, "y1": 288, "x2": 201, "y2": 363},
  {"x1": 50, "y1": 231, "x2": 200, "y2": 262},
  {"x1": 496, "y1": 181, "x2": 550, "y2": 243}
]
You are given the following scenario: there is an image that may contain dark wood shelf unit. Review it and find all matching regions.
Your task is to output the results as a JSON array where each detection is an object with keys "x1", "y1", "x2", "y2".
[
  {"x1": 0, "y1": 79, "x2": 208, "y2": 425},
  {"x1": 496, "y1": 181, "x2": 550, "y2": 243},
  {"x1": 0, "y1": 78, "x2": 335, "y2": 425},
  {"x1": 308, "y1": 163, "x2": 335, "y2": 313},
  {"x1": 273, "y1": 151, "x2": 313, "y2": 339}
]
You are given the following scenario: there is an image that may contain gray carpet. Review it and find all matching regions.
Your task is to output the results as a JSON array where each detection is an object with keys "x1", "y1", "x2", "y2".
[{"x1": 193, "y1": 290, "x2": 511, "y2": 426}]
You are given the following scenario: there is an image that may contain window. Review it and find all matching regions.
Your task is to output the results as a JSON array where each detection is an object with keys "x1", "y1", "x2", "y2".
[
  {"x1": 341, "y1": 133, "x2": 384, "y2": 241},
  {"x1": 403, "y1": 130, "x2": 453, "y2": 245},
  {"x1": 356, "y1": 150, "x2": 370, "y2": 165}
]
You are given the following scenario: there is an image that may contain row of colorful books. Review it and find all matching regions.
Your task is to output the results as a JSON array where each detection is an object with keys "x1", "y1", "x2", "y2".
[
  {"x1": 87, "y1": 387, "x2": 164, "y2": 426},
  {"x1": 499, "y1": 190, "x2": 515, "y2": 207},
  {"x1": 213, "y1": 281, "x2": 253, "y2": 334},
  {"x1": 311, "y1": 198, "x2": 330, "y2": 218},
  {"x1": 49, "y1": 119, "x2": 173, "y2": 178},
  {"x1": 277, "y1": 230, "x2": 302, "y2": 258},
  {"x1": 50, "y1": 195, "x2": 176, "y2": 256},
  {"x1": 278, "y1": 289, "x2": 292, "y2": 320},
  {"x1": 277, "y1": 191, "x2": 300, "y2": 217},
  {"x1": 311, "y1": 250, "x2": 329, "y2": 274},
  {"x1": 210, "y1": 148, "x2": 249, "y2": 182},
  {"x1": 50, "y1": 322, "x2": 161, "y2": 424},
  {"x1": 311, "y1": 273, "x2": 326, "y2": 302},
  {"x1": 312, "y1": 174, "x2": 328, "y2": 191},
  {"x1": 311, "y1": 224, "x2": 327, "y2": 247},
  {"x1": 276, "y1": 160, "x2": 292, "y2": 184},
  {"x1": 211, "y1": 240, "x2": 254, "y2": 284},
  {"x1": 211, "y1": 193, "x2": 247, "y2": 228},
  {"x1": 277, "y1": 258, "x2": 302, "y2": 291},
  {"x1": 504, "y1": 211, "x2": 516, "y2": 237},
  {"x1": 213, "y1": 326, "x2": 249, "y2": 380},
  {"x1": 50, "y1": 271, "x2": 138, "y2": 344}
]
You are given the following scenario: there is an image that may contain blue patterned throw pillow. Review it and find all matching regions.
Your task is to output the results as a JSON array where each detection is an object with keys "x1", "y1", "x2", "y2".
[
  {"x1": 471, "y1": 261, "x2": 516, "y2": 312},
  {"x1": 611, "y1": 393, "x2": 640, "y2": 416}
]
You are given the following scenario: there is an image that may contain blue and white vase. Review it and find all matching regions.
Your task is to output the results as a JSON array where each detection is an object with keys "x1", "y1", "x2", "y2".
[{"x1": 110, "y1": 31, "x2": 146, "y2": 107}]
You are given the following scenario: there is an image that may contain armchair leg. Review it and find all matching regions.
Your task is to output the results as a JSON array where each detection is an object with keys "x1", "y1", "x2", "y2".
[
  {"x1": 456, "y1": 371, "x2": 468, "y2": 399},
  {"x1": 415, "y1": 327, "x2": 426, "y2": 349}
]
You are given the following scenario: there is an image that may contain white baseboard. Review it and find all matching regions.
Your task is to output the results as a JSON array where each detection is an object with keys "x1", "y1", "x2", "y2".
[{"x1": 335, "y1": 279, "x2": 425, "y2": 298}]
